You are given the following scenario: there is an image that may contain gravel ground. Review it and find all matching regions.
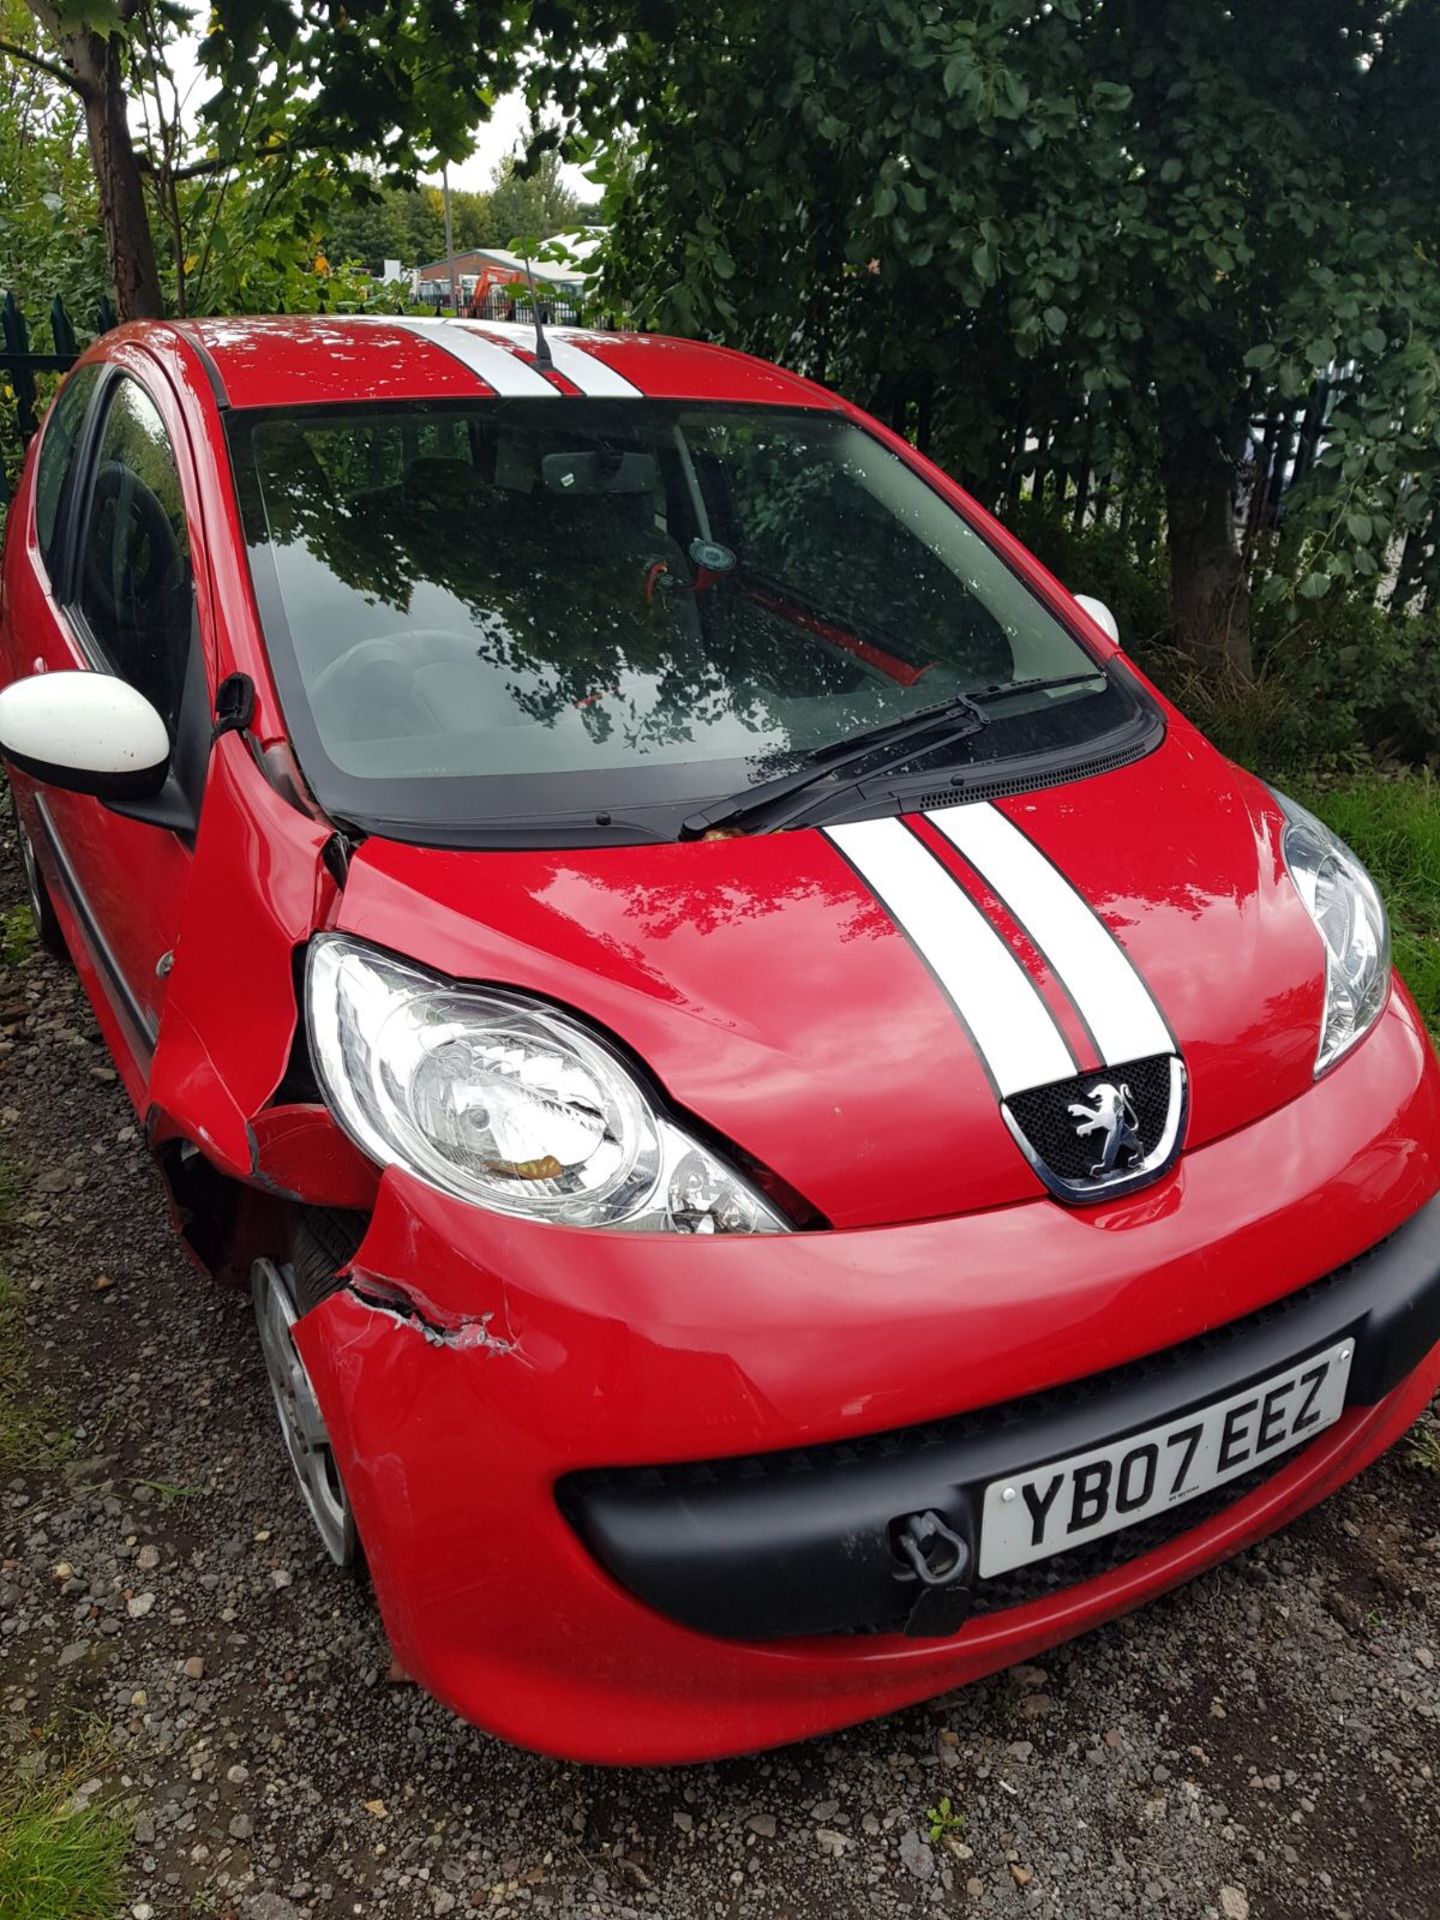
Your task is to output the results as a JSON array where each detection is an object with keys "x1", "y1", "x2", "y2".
[{"x1": 1, "y1": 814, "x2": 1439, "y2": 1920}]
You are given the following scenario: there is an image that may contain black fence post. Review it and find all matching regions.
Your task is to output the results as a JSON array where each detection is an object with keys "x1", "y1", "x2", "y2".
[
  {"x1": 50, "y1": 294, "x2": 78, "y2": 360},
  {"x1": 1, "y1": 291, "x2": 88, "y2": 498},
  {"x1": 2, "y1": 290, "x2": 39, "y2": 445}
]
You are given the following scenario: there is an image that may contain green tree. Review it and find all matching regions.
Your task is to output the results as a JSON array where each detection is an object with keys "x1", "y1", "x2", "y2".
[
  {"x1": 487, "y1": 148, "x2": 584, "y2": 249},
  {"x1": 0, "y1": 0, "x2": 536, "y2": 319},
  {"x1": 324, "y1": 179, "x2": 493, "y2": 271},
  {"x1": 448, "y1": 186, "x2": 494, "y2": 251},
  {"x1": 547, "y1": 0, "x2": 1440, "y2": 673},
  {"x1": 409, "y1": 188, "x2": 448, "y2": 263},
  {"x1": 3, "y1": 0, "x2": 164, "y2": 315},
  {"x1": 0, "y1": 0, "x2": 105, "y2": 315},
  {"x1": 326, "y1": 180, "x2": 418, "y2": 272}
]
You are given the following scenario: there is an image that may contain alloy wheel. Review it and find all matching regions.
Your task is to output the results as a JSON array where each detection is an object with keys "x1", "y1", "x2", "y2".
[{"x1": 251, "y1": 1257, "x2": 356, "y2": 1566}]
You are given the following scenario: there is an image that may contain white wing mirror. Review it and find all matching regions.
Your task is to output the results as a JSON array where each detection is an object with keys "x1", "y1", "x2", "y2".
[
  {"x1": 0, "y1": 671, "x2": 170, "y2": 802},
  {"x1": 1073, "y1": 593, "x2": 1120, "y2": 644}
]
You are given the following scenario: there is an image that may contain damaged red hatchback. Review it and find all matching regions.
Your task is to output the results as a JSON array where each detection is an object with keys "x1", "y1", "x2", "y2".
[{"x1": 3, "y1": 316, "x2": 1439, "y2": 1764}]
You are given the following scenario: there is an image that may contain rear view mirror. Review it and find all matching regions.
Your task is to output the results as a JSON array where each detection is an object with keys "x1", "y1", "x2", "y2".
[
  {"x1": 542, "y1": 450, "x2": 658, "y2": 495},
  {"x1": 1073, "y1": 594, "x2": 1120, "y2": 644},
  {"x1": 0, "y1": 671, "x2": 169, "y2": 802}
]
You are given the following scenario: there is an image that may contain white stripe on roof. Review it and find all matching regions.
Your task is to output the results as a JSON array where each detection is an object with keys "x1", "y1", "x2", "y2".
[
  {"x1": 462, "y1": 322, "x2": 643, "y2": 398},
  {"x1": 392, "y1": 319, "x2": 558, "y2": 396}
]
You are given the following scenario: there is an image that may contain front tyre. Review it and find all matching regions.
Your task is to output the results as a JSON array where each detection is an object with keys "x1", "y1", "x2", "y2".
[{"x1": 251, "y1": 1256, "x2": 357, "y2": 1567}]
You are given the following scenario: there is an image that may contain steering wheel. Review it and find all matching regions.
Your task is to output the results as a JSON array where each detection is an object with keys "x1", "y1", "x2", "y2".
[
  {"x1": 309, "y1": 629, "x2": 502, "y2": 739},
  {"x1": 82, "y1": 462, "x2": 183, "y2": 629}
]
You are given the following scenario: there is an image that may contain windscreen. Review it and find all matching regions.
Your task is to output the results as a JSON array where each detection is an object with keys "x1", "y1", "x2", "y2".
[{"x1": 228, "y1": 399, "x2": 1138, "y2": 837}]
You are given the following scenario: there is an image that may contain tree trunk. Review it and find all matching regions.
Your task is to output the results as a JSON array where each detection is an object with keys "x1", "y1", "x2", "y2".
[
  {"x1": 41, "y1": 16, "x2": 163, "y2": 321},
  {"x1": 1161, "y1": 416, "x2": 1252, "y2": 676}
]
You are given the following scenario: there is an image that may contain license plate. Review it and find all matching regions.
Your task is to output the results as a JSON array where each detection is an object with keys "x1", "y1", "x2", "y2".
[{"x1": 978, "y1": 1338, "x2": 1355, "y2": 1579}]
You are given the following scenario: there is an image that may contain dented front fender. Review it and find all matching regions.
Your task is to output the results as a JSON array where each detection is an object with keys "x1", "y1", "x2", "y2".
[{"x1": 145, "y1": 741, "x2": 366, "y2": 1198}]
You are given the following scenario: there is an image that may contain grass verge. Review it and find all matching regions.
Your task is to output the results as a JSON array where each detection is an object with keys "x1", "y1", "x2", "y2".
[{"x1": 0, "y1": 1765, "x2": 128, "y2": 1920}]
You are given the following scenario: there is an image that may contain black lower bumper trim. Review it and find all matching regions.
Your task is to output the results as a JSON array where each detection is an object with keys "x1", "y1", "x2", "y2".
[{"x1": 559, "y1": 1191, "x2": 1440, "y2": 1642}]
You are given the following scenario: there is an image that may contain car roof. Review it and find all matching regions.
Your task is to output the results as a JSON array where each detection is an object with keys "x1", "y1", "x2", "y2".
[{"x1": 157, "y1": 315, "x2": 836, "y2": 414}]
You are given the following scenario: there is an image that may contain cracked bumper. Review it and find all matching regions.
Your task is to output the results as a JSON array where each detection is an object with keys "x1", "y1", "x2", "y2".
[{"x1": 293, "y1": 994, "x2": 1440, "y2": 1764}]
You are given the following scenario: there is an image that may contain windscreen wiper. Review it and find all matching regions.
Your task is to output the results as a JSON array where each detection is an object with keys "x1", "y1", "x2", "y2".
[
  {"x1": 679, "y1": 693, "x2": 989, "y2": 839},
  {"x1": 966, "y1": 669, "x2": 1107, "y2": 705}
]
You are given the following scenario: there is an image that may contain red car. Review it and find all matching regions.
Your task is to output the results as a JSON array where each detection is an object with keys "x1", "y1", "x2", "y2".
[{"x1": 1, "y1": 317, "x2": 1437, "y2": 1765}]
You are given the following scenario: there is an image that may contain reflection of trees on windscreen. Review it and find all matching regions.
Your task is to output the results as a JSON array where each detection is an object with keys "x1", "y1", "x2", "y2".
[
  {"x1": 712, "y1": 417, "x2": 1014, "y2": 684},
  {"x1": 249, "y1": 419, "x2": 795, "y2": 755}
]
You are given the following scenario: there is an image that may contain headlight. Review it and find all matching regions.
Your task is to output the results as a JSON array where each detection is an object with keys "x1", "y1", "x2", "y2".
[
  {"x1": 306, "y1": 935, "x2": 790, "y2": 1233},
  {"x1": 1275, "y1": 793, "x2": 1391, "y2": 1076}
]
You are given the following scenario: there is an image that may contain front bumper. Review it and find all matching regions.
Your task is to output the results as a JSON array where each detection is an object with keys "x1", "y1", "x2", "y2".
[
  {"x1": 295, "y1": 991, "x2": 1440, "y2": 1763},
  {"x1": 561, "y1": 1203, "x2": 1440, "y2": 1642}
]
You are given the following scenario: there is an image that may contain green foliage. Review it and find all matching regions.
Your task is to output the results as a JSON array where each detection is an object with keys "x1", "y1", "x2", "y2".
[
  {"x1": 1, "y1": 904, "x2": 37, "y2": 968},
  {"x1": 1151, "y1": 655, "x2": 1330, "y2": 784},
  {"x1": 0, "y1": 1758, "x2": 128, "y2": 1920},
  {"x1": 170, "y1": 169, "x2": 382, "y2": 317},
  {"x1": 320, "y1": 155, "x2": 584, "y2": 278},
  {"x1": 1408, "y1": 1412, "x2": 1440, "y2": 1473},
  {"x1": 1006, "y1": 506, "x2": 1440, "y2": 779},
  {"x1": 1179, "y1": 597, "x2": 1440, "y2": 778},
  {"x1": 541, "y1": 0, "x2": 1440, "y2": 665},
  {"x1": 0, "y1": 1, "x2": 105, "y2": 314},
  {"x1": 1261, "y1": 602, "x2": 1440, "y2": 774},
  {"x1": 200, "y1": 0, "x2": 526, "y2": 184},
  {"x1": 926, "y1": 1796, "x2": 966, "y2": 1844},
  {"x1": 325, "y1": 182, "x2": 458, "y2": 270},
  {"x1": 487, "y1": 150, "x2": 585, "y2": 251},
  {"x1": 6, "y1": 0, "x2": 550, "y2": 322},
  {"x1": 1006, "y1": 504, "x2": 1171, "y2": 654}
]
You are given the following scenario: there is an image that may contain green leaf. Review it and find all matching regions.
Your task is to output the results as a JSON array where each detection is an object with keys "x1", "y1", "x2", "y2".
[
  {"x1": 1305, "y1": 336, "x2": 1337, "y2": 369},
  {"x1": 1298, "y1": 570, "x2": 1332, "y2": 599},
  {"x1": 1361, "y1": 326, "x2": 1387, "y2": 355},
  {"x1": 1345, "y1": 511, "x2": 1373, "y2": 544},
  {"x1": 1043, "y1": 305, "x2": 1067, "y2": 336},
  {"x1": 943, "y1": 54, "x2": 975, "y2": 99},
  {"x1": 1159, "y1": 158, "x2": 1183, "y2": 183},
  {"x1": 874, "y1": 184, "x2": 897, "y2": 219},
  {"x1": 1243, "y1": 343, "x2": 1276, "y2": 370},
  {"x1": 996, "y1": 71, "x2": 1030, "y2": 119}
]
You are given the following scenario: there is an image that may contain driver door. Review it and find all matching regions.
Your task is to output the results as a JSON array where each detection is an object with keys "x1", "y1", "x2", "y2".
[{"x1": 30, "y1": 370, "x2": 207, "y2": 1072}]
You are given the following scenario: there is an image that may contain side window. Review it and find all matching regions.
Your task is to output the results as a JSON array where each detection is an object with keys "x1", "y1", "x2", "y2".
[
  {"x1": 74, "y1": 378, "x2": 195, "y2": 736},
  {"x1": 35, "y1": 364, "x2": 101, "y2": 573}
]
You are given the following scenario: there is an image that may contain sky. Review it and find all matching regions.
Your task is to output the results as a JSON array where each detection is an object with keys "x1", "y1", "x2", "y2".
[{"x1": 156, "y1": 16, "x2": 602, "y2": 202}]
